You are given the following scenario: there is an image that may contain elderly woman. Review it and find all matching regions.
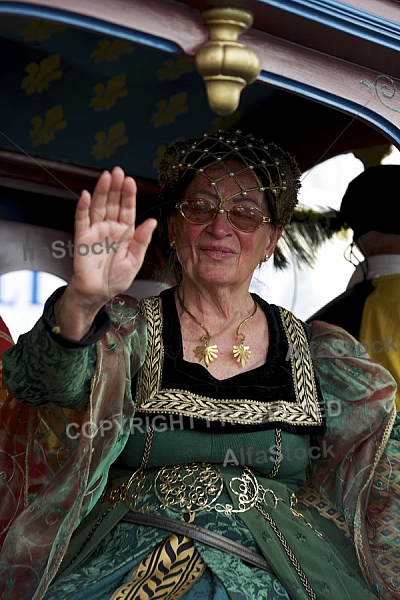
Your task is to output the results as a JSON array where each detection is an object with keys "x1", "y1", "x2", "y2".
[{"x1": 1, "y1": 131, "x2": 399, "y2": 600}]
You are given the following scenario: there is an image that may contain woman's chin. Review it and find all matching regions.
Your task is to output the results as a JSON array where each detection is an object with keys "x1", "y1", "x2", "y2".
[{"x1": 187, "y1": 265, "x2": 241, "y2": 287}]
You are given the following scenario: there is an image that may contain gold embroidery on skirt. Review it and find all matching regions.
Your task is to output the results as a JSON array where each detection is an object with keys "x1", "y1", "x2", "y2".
[{"x1": 110, "y1": 515, "x2": 206, "y2": 600}]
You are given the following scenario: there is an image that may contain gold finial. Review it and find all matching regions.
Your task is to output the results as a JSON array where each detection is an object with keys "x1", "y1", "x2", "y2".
[{"x1": 196, "y1": 7, "x2": 261, "y2": 116}]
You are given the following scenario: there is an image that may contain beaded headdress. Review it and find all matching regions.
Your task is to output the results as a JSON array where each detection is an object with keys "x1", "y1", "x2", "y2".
[{"x1": 158, "y1": 130, "x2": 301, "y2": 226}]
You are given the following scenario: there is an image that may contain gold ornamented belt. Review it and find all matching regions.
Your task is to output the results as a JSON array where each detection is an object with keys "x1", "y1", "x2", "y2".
[
  {"x1": 124, "y1": 461, "x2": 263, "y2": 514},
  {"x1": 105, "y1": 461, "x2": 321, "y2": 532},
  {"x1": 103, "y1": 461, "x2": 322, "y2": 600}
]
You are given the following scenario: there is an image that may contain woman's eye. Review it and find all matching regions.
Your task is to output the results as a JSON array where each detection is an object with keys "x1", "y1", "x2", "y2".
[{"x1": 191, "y1": 199, "x2": 215, "y2": 212}]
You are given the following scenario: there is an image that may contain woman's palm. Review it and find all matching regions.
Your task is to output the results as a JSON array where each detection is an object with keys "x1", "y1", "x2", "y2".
[{"x1": 71, "y1": 167, "x2": 157, "y2": 305}]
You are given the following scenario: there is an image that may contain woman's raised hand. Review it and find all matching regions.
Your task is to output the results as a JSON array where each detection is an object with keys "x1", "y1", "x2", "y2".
[{"x1": 56, "y1": 167, "x2": 157, "y2": 339}]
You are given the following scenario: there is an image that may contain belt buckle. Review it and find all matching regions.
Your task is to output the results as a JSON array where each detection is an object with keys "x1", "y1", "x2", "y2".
[{"x1": 154, "y1": 462, "x2": 224, "y2": 513}]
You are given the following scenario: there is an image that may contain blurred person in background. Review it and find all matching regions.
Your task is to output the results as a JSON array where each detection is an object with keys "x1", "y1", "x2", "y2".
[{"x1": 308, "y1": 165, "x2": 400, "y2": 409}]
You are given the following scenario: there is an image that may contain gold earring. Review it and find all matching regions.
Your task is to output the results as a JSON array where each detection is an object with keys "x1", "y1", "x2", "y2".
[
  {"x1": 263, "y1": 254, "x2": 269, "y2": 262},
  {"x1": 170, "y1": 239, "x2": 176, "y2": 248}
]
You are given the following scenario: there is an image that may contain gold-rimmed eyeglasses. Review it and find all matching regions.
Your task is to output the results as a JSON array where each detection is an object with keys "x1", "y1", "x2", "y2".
[{"x1": 175, "y1": 198, "x2": 271, "y2": 233}]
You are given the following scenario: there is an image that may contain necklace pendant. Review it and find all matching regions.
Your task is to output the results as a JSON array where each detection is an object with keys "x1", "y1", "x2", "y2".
[
  {"x1": 194, "y1": 342, "x2": 218, "y2": 367},
  {"x1": 233, "y1": 343, "x2": 251, "y2": 367}
]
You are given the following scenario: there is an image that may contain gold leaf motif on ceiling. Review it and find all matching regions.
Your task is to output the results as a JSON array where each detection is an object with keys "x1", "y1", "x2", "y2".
[
  {"x1": 92, "y1": 121, "x2": 129, "y2": 159},
  {"x1": 29, "y1": 105, "x2": 67, "y2": 146},
  {"x1": 151, "y1": 93, "x2": 189, "y2": 128},
  {"x1": 21, "y1": 54, "x2": 63, "y2": 95},
  {"x1": 156, "y1": 58, "x2": 196, "y2": 81},
  {"x1": 91, "y1": 39, "x2": 135, "y2": 63},
  {"x1": 21, "y1": 18, "x2": 66, "y2": 42},
  {"x1": 90, "y1": 75, "x2": 129, "y2": 112}
]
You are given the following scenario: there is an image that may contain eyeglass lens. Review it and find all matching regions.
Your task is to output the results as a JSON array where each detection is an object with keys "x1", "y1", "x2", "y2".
[{"x1": 179, "y1": 199, "x2": 267, "y2": 232}]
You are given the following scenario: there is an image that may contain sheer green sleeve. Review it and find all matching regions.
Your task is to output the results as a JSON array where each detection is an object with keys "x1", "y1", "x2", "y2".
[
  {"x1": 0, "y1": 294, "x2": 148, "y2": 599},
  {"x1": 2, "y1": 317, "x2": 97, "y2": 410}
]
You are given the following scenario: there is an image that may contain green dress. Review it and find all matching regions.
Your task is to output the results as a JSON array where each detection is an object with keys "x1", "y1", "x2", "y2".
[
  {"x1": 44, "y1": 427, "x2": 378, "y2": 599},
  {"x1": 1, "y1": 288, "x2": 398, "y2": 599}
]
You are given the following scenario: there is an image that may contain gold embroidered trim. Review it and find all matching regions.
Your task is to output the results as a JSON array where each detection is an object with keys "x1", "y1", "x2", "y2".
[
  {"x1": 353, "y1": 403, "x2": 397, "y2": 590},
  {"x1": 268, "y1": 428, "x2": 281, "y2": 479},
  {"x1": 278, "y1": 306, "x2": 322, "y2": 425},
  {"x1": 137, "y1": 297, "x2": 322, "y2": 428},
  {"x1": 136, "y1": 297, "x2": 164, "y2": 410}
]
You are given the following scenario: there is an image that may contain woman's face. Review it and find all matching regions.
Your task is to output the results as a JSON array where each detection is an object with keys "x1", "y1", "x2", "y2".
[{"x1": 168, "y1": 161, "x2": 282, "y2": 290}]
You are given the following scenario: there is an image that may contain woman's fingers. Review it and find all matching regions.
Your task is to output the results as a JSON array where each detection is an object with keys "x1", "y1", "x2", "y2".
[
  {"x1": 118, "y1": 173, "x2": 137, "y2": 227},
  {"x1": 103, "y1": 167, "x2": 128, "y2": 224},
  {"x1": 87, "y1": 167, "x2": 137, "y2": 226},
  {"x1": 75, "y1": 167, "x2": 137, "y2": 236},
  {"x1": 88, "y1": 170, "x2": 112, "y2": 224},
  {"x1": 134, "y1": 218, "x2": 158, "y2": 248},
  {"x1": 74, "y1": 189, "x2": 92, "y2": 237}
]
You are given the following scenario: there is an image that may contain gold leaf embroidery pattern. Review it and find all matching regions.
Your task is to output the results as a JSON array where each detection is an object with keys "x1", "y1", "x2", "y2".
[
  {"x1": 29, "y1": 105, "x2": 67, "y2": 146},
  {"x1": 92, "y1": 122, "x2": 128, "y2": 160},
  {"x1": 90, "y1": 75, "x2": 128, "y2": 112},
  {"x1": 151, "y1": 93, "x2": 188, "y2": 128},
  {"x1": 156, "y1": 58, "x2": 196, "y2": 81},
  {"x1": 91, "y1": 39, "x2": 135, "y2": 63},
  {"x1": 22, "y1": 54, "x2": 63, "y2": 95},
  {"x1": 21, "y1": 19, "x2": 66, "y2": 42}
]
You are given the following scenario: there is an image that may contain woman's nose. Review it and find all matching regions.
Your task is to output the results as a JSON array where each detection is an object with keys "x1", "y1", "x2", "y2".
[{"x1": 207, "y1": 208, "x2": 232, "y2": 234}]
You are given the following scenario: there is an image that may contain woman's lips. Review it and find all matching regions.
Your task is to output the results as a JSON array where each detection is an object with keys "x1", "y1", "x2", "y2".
[{"x1": 200, "y1": 245, "x2": 235, "y2": 259}]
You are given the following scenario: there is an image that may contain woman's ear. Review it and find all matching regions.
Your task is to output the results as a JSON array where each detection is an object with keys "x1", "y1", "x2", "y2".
[{"x1": 167, "y1": 215, "x2": 177, "y2": 246}]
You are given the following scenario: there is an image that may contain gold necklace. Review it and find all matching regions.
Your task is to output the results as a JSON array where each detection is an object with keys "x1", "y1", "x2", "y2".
[
  {"x1": 233, "y1": 301, "x2": 258, "y2": 366},
  {"x1": 176, "y1": 288, "x2": 257, "y2": 368}
]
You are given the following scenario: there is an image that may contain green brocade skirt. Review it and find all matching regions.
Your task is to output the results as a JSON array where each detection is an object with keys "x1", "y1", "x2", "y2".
[{"x1": 45, "y1": 429, "x2": 378, "y2": 600}]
